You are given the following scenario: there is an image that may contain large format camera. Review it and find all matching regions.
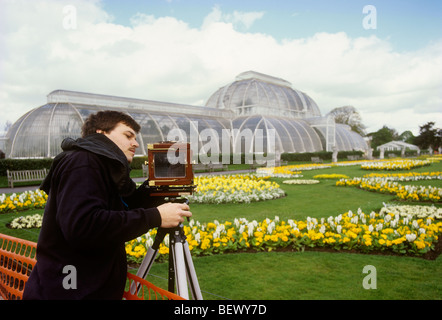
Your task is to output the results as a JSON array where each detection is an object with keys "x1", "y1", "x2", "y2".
[
  {"x1": 126, "y1": 141, "x2": 195, "y2": 208},
  {"x1": 145, "y1": 141, "x2": 195, "y2": 197}
]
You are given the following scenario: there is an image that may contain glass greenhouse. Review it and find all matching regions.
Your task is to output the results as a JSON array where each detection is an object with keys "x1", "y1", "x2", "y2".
[{"x1": 4, "y1": 71, "x2": 368, "y2": 159}]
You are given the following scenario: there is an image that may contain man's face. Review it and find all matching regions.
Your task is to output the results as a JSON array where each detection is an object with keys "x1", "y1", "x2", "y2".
[{"x1": 98, "y1": 122, "x2": 139, "y2": 163}]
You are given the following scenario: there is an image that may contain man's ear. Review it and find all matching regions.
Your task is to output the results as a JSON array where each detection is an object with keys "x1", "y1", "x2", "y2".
[{"x1": 96, "y1": 129, "x2": 103, "y2": 134}]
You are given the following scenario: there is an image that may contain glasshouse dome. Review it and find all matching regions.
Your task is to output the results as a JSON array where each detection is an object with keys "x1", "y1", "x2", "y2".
[
  {"x1": 4, "y1": 71, "x2": 368, "y2": 159},
  {"x1": 206, "y1": 71, "x2": 321, "y2": 119}
]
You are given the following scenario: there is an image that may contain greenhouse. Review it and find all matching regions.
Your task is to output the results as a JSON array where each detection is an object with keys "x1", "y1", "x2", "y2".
[{"x1": 4, "y1": 71, "x2": 368, "y2": 159}]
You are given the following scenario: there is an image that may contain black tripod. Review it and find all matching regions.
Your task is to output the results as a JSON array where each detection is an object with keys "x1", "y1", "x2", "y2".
[{"x1": 130, "y1": 223, "x2": 203, "y2": 300}]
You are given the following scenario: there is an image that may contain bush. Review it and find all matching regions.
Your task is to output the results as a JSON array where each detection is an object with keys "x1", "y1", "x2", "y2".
[
  {"x1": 281, "y1": 151, "x2": 364, "y2": 162},
  {"x1": 0, "y1": 159, "x2": 53, "y2": 176}
]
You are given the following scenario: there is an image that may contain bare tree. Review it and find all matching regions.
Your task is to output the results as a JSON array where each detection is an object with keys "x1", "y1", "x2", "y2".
[{"x1": 327, "y1": 106, "x2": 366, "y2": 136}]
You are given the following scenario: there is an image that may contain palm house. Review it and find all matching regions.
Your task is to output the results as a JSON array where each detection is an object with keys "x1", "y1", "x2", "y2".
[{"x1": 4, "y1": 71, "x2": 368, "y2": 159}]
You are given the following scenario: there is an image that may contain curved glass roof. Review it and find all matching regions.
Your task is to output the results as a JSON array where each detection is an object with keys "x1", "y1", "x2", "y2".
[
  {"x1": 334, "y1": 124, "x2": 368, "y2": 152},
  {"x1": 313, "y1": 123, "x2": 368, "y2": 152},
  {"x1": 6, "y1": 103, "x2": 83, "y2": 158},
  {"x1": 206, "y1": 71, "x2": 321, "y2": 119},
  {"x1": 231, "y1": 115, "x2": 323, "y2": 154},
  {"x1": 4, "y1": 71, "x2": 368, "y2": 159},
  {"x1": 6, "y1": 101, "x2": 230, "y2": 158}
]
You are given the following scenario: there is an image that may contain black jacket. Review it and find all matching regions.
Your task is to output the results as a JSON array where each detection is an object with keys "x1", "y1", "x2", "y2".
[{"x1": 23, "y1": 134, "x2": 161, "y2": 300}]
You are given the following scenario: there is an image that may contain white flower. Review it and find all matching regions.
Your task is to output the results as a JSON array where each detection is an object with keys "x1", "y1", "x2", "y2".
[
  {"x1": 412, "y1": 220, "x2": 419, "y2": 229},
  {"x1": 406, "y1": 234, "x2": 417, "y2": 242},
  {"x1": 267, "y1": 222, "x2": 275, "y2": 234}
]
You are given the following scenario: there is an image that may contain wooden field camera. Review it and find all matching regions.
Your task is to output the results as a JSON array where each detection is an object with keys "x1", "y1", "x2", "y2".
[{"x1": 145, "y1": 141, "x2": 195, "y2": 197}]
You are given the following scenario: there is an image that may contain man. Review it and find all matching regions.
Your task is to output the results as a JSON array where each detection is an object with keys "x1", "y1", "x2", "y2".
[{"x1": 23, "y1": 110, "x2": 191, "y2": 300}]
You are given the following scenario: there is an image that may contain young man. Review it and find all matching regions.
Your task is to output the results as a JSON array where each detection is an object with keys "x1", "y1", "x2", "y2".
[{"x1": 23, "y1": 111, "x2": 191, "y2": 300}]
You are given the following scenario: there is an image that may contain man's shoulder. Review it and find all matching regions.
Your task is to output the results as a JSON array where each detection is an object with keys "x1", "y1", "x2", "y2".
[{"x1": 60, "y1": 149, "x2": 104, "y2": 170}]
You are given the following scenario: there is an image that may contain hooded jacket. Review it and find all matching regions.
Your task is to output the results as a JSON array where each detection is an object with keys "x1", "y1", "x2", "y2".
[{"x1": 23, "y1": 133, "x2": 161, "y2": 300}]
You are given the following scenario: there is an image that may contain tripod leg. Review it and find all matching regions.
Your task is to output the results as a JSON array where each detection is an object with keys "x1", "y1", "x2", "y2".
[
  {"x1": 173, "y1": 239, "x2": 189, "y2": 299},
  {"x1": 131, "y1": 246, "x2": 158, "y2": 295},
  {"x1": 182, "y1": 241, "x2": 203, "y2": 300},
  {"x1": 131, "y1": 228, "x2": 168, "y2": 295}
]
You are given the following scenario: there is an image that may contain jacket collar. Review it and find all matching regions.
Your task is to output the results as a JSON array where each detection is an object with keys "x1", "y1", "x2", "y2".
[{"x1": 41, "y1": 133, "x2": 136, "y2": 197}]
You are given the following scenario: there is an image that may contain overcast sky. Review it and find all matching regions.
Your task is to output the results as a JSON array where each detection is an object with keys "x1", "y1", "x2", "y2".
[{"x1": 1, "y1": 0, "x2": 441, "y2": 135}]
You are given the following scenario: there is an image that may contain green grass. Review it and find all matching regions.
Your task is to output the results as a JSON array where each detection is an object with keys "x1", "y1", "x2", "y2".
[
  {"x1": 0, "y1": 208, "x2": 43, "y2": 242},
  {"x1": 189, "y1": 162, "x2": 442, "y2": 224},
  {"x1": 136, "y1": 161, "x2": 442, "y2": 300},
  {"x1": 2, "y1": 159, "x2": 442, "y2": 300},
  {"x1": 142, "y1": 250, "x2": 442, "y2": 300}
]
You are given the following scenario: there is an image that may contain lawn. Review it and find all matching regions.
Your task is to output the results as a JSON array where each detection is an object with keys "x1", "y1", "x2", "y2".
[
  {"x1": 139, "y1": 160, "x2": 442, "y2": 300},
  {"x1": 1, "y1": 158, "x2": 442, "y2": 300},
  {"x1": 143, "y1": 250, "x2": 441, "y2": 300}
]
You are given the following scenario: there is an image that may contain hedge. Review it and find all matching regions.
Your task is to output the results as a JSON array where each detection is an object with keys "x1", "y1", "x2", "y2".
[
  {"x1": 280, "y1": 150, "x2": 364, "y2": 162},
  {"x1": 0, "y1": 159, "x2": 53, "y2": 176}
]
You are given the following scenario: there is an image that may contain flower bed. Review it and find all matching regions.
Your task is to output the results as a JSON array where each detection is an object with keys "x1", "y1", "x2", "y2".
[
  {"x1": 255, "y1": 166, "x2": 302, "y2": 178},
  {"x1": 282, "y1": 179, "x2": 320, "y2": 185},
  {"x1": 380, "y1": 204, "x2": 442, "y2": 219},
  {"x1": 126, "y1": 206, "x2": 442, "y2": 263},
  {"x1": 363, "y1": 171, "x2": 442, "y2": 181},
  {"x1": 185, "y1": 174, "x2": 286, "y2": 204},
  {"x1": 256, "y1": 163, "x2": 332, "y2": 177},
  {"x1": 360, "y1": 159, "x2": 431, "y2": 171},
  {"x1": 313, "y1": 174, "x2": 350, "y2": 179},
  {"x1": 0, "y1": 190, "x2": 48, "y2": 214},
  {"x1": 336, "y1": 172, "x2": 442, "y2": 203},
  {"x1": 8, "y1": 214, "x2": 43, "y2": 229}
]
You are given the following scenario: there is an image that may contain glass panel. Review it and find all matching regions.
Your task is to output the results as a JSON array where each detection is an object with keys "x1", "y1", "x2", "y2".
[
  {"x1": 231, "y1": 116, "x2": 260, "y2": 154},
  {"x1": 205, "y1": 90, "x2": 221, "y2": 109},
  {"x1": 263, "y1": 84, "x2": 279, "y2": 110},
  {"x1": 230, "y1": 81, "x2": 249, "y2": 112},
  {"x1": 49, "y1": 104, "x2": 82, "y2": 157},
  {"x1": 243, "y1": 80, "x2": 260, "y2": 106},
  {"x1": 266, "y1": 118, "x2": 295, "y2": 153},
  {"x1": 272, "y1": 85, "x2": 289, "y2": 111},
  {"x1": 153, "y1": 152, "x2": 185, "y2": 178},
  {"x1": 335, "y1": 126, "x2": 351, "y2": 150},
  {"x1": 298, "y1": 120, "x2": 323, "y2": 151},
  {"x1": 283, "y1": 88, "x2": 298, "y2": 112},
  {"x1": 72, "y1": 104, "x2": 97, "y2": 122},
  {"x1": 149, "y1": 114, "x2": 177, "y2": 140},
  {"x1": 135, "y1": 113, "x2": 164, "y2": 145},
  {"x1": 11, "y1": 105, "x2": 53, "y2": 158}
]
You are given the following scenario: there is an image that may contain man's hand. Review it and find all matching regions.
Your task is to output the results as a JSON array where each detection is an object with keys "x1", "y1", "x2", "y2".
[{"x1": 157, "y1": 202, "x2": 192, "y2": 228}]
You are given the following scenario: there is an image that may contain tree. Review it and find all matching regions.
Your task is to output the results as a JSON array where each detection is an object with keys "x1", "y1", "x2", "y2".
[
  {"x1": 327, "y1": 106, "x2": 366, "y2": 136},
  {"x1": 398, "y1": 130, "x2": 415, "y2": 144},
  {"x1": 3, "y1": 121, "x2": 12, "y2": 133},
  {"x1": 414, "y1": 122, "x2": 441, "y2": 150},
  {"x1": 368, "y1": 125, "x2": 398, "y2": 149}
]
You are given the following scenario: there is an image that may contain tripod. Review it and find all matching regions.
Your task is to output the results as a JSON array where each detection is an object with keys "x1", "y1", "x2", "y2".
[{"x1": 130, "y1": 223, "x2": 203, "y2": 300}]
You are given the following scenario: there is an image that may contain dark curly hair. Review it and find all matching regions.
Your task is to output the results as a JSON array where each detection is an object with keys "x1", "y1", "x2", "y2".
[{"x1": 81, "y1": 110, "x2": 140, "y2": 137}]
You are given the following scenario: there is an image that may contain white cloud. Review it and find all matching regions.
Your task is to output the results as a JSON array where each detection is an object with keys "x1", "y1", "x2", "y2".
[
  {"x1": 0, "y1": 0, "x2": 440, "y2": 136},
  {"x1": 202, "y1": 5, "x2": 265, "y2": 30}
]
